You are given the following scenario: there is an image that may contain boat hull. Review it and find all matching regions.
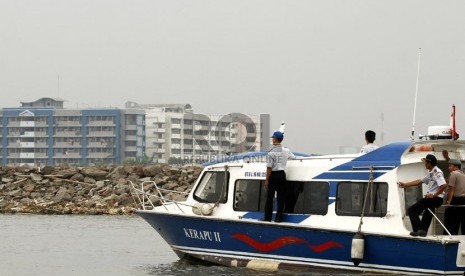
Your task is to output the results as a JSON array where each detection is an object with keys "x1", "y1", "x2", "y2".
[{"x1": 137, "y1": 211, "x2": 465, "y2": 275}]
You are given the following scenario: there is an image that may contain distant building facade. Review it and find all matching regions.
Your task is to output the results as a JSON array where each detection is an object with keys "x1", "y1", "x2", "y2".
[
  {"x1": 0, "y1": 97, "x2": 145, "y2": 166},
  {"x1": 125, "y1": 101, "x2": 270, "y2": 164}
]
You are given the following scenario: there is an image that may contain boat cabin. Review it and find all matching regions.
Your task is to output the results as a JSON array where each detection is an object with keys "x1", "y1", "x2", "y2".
[{"x1": 188, "y1": 140, "x2": 465, "y2": 237}]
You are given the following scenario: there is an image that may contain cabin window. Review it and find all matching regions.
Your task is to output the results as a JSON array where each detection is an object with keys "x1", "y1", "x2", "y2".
[
  {"x1": 403, "y1": 185, "x2": 423, "y2": 212},
  {"x1": 336, "y1": 182, "x2": 388, "y2": 217},
  {"x1": 233, "y1": 180, "x2": 329, "y2": 215},
  {"x1": 194, "y1": 171, "x2": 229, "y2": 204},
  {"x1": 289, "y1": 181, "x2": 329, "y2": 215},
  {"x1": 234, "y1": 180, "x2": 266, "y2": 212}
]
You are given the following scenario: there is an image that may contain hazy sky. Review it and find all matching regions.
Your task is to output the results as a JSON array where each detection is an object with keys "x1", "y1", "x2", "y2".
[{"x1": 1, "y1": 1, "x2": 465, "y2": 154}]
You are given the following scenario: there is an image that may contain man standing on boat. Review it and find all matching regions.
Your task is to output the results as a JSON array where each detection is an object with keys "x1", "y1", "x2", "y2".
[
  {"x1": 444, "y1": 159, "x2": 465, "y2": 235},
  {"x1": 399, "y1": 154, "x2": 447, "y2": 237},
  {"x1": 360, "y1": 130, "x2": 379, "y2": 154},
  {"x1": 264, "y1": 131, "x2": 294, "y2": 223}
]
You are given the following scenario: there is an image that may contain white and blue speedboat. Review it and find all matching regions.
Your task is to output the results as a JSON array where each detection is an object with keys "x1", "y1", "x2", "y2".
[{"x1": 131, "y1": 125, "x2": 465, "y2": 275}]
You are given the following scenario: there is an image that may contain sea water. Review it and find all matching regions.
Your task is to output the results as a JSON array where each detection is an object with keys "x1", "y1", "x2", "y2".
[{"x1": 0, "y1": 214, "x2": 379, "y2": 276}]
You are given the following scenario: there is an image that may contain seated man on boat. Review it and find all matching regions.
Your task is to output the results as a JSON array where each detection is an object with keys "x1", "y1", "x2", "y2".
[
  {"x1": 360, "y1": 130, "x2": 379, "y2": 154},
  {"x1": 263, "y1": 131, "x2": 295, "y2": 223},
  {"x1": 399, "y1": 154, "x2": 447, "y2": 237}
]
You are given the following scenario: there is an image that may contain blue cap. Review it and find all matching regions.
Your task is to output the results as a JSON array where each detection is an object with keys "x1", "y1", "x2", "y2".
[{"x1": 271, "y1": 131, "x2": 284, "y2": 140}]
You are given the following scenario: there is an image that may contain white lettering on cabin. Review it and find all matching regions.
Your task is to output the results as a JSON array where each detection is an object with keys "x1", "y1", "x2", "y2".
[
  {"x1": 244, "y1": 171, "x2": 266, "y2": 178},
  {"x1": 183, "y1": 228, "x2": 222, "y2": 242}
]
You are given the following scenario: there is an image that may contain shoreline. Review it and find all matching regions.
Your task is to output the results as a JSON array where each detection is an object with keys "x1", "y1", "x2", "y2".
[{"x1": 0, "y1": 164, "x2": 202, "y2": 215}]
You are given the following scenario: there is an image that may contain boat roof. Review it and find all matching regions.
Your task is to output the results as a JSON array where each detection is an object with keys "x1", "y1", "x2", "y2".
[{"x1": 203, "y1": 151, "x2": 311, "y2": 167}]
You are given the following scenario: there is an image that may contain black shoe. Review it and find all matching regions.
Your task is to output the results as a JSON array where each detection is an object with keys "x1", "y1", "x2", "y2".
[
  {"x1": 274, "y1": 218, "x2": 283, "y2": 223},
  {"x1": 261, "y1": 218, "x2": 271, "y2": 222},
  {"x1": 410, "y1": 230, "x2": 427, "y2": 237}
]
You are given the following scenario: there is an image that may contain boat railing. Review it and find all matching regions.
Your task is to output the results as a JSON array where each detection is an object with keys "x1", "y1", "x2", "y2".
[
  {"x1": 129, "y1": 180, "x2": 192, "y2": 213},
  {"x1": 428, "y1": 207, "x2": 452, "y2": 236}
]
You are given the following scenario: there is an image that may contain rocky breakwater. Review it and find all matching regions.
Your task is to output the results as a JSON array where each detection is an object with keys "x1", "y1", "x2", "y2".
[{"x1": 0, "y1": 165, "x2": 202, "y2": 215}]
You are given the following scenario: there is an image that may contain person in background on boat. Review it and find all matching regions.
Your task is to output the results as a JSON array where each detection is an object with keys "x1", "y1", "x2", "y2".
[
  {"x1": 444, "y1": 159, "x2": 465, "y2": 235},
  {"x1": 264, "y1": 131, "x2": 295, "y2": 223},
  {"x1": 360, "y1": 130, "x2": 379, "y2": 154},
  {"x1": 399, "y1": 154, "x2": 447, "y2": 237}
]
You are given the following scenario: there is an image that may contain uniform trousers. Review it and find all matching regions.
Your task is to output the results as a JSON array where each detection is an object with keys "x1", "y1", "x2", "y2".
[
  {"x1": 408, "y1": 197, "x2": 443, "y2": 232},
  {"x1": 264, "y1": 170, "x2": 286, "y2": 221},
  {"x1": 444, "y1": 197, "x2": 465, "y2": 235}
]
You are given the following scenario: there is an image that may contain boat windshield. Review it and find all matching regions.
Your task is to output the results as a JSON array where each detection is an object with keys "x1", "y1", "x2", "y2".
[{"x1": 194, "y1": 171, "x2": 229, "y2": 203}]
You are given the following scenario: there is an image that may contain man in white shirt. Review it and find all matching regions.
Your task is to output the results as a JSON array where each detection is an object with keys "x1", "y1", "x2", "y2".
[
  {"x1": 360, "y1": 130, "x2": 379, "y2": 154},
  {"x1": 263, "y1": 131, "x2": 295, "y2": 223},
  {"x1": 399, "y1": 154, "x2": 447, "y2": 237}
]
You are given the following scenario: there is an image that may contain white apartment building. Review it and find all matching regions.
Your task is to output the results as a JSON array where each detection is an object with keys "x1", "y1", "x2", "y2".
[{"x1": 125, "y1": 102, "x2": 270, "y2": 164}]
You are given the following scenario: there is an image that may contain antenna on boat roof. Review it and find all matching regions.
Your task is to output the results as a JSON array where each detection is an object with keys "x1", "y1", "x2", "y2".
[
  {"x1": 451, "y1": 104, "x2": 459, "y2": 140},
  {"x1": 278, "y1": 121, "x2": 285, "y2": 133},
  {"x1": 410, "y1": 48, "x2": 422, "y2": 141}
]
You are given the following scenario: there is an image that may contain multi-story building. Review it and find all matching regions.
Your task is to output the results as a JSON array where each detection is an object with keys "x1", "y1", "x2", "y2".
[
  {"x1": 125, "y1": 101, "x2": 270, "y2": 164},
  {"x1": 0, "y1": 97, "x2": 145, "y2": 166}
]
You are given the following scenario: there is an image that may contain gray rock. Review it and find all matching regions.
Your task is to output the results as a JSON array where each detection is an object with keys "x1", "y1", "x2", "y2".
[
  {"x1": 115, "y1": 187, "x2": 128, "y2": 195},
  {"x1": 9, "y1": 189, "x2": 22, "y2": 197},
  {"x1": 118, "y1": 195, "x2": 134, "y2": 206},
  {"x1": 56, "y1": 168, "x2": 78, "y2": 178},
  {"x1": 73, "y1": 195, "x2": 84, "y2": 201},
  {"x1": 30, "y1": 173, "x2": 43, "y2": 182},
  {"x1": 99, "y1": 187, "x2": 112, "y2": 197},
  {"x1": 67, "y1": 186, "x2": 76, "y2": 194},
  {"x1": 139, "y1": 177, "x2": 152, "y2": 182},
  {"x1": 83, "y1": 177, "x2": 96, "y2": 184},
  {"x1": 104, "y1": 194, "x2": 119, "y2": 203},
  {"x1": 53, "y1": 187, "x2": 71, "y2": 203},
  {"x1": 23, "y1": 184, "x2": 35, "y2": 193},
  {"x1": 169, "y1": 168, "x2": 179, "y2": 175},
  {"x1": 70, "y1": 173, "x2": 84, "y2": 182},
  {"x1": 2, "y1": 177, "x2": 14, "y2": 183},
  {"x1": 142, "y1": 165, "x2": 162, "y2": 177},
  {"x1": 174, "y1": 186, "x2": 186, "y2": 192},
  {"x1": 95, "y1": 181, "x2": 105, "y2": 189},
  {"x1": 91, "y1": 194, "x2": 101, "y2": 201},
  {"x1": 115, "y1": 178, "x2": 128, "y2": 188},
  {"x1": 0, "y1": 200, "x2": 9, "y2": 208},
  {"x1": 30, "y1": 192, "x2": 42, "y2": 199},
  {"x1": 81, "y1": 167, "x2": 108, "y2": 179},
  {"x1": 155, "y1": 178, "x2": 167, "y2": 186},
  {"x1": 162, "y1": 182, "x2": 179, "y2": 190},
  {"x1": 20, "y1": 198, "x2": 32, "y2": 205},
  {"x1": 47, "y1": 187, "x2": 57, "y2": 194},
  {"x1": 172, "y1": 193, "x2": 188, "y2": 202},
  {"x1": 41, "y1": 166, "x2": 55, "y2": 175},
  {"x1": 16, "y1": 165, "x2": 30, "y2": 174}
]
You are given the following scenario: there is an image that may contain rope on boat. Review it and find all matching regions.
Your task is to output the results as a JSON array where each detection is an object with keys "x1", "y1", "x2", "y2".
[
  {"x1": 357, "y1": 166, "x2": 374, "y2": 233},
  {"x1": 351, "y1": 166, "x2": 374, "y2": 266}
]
